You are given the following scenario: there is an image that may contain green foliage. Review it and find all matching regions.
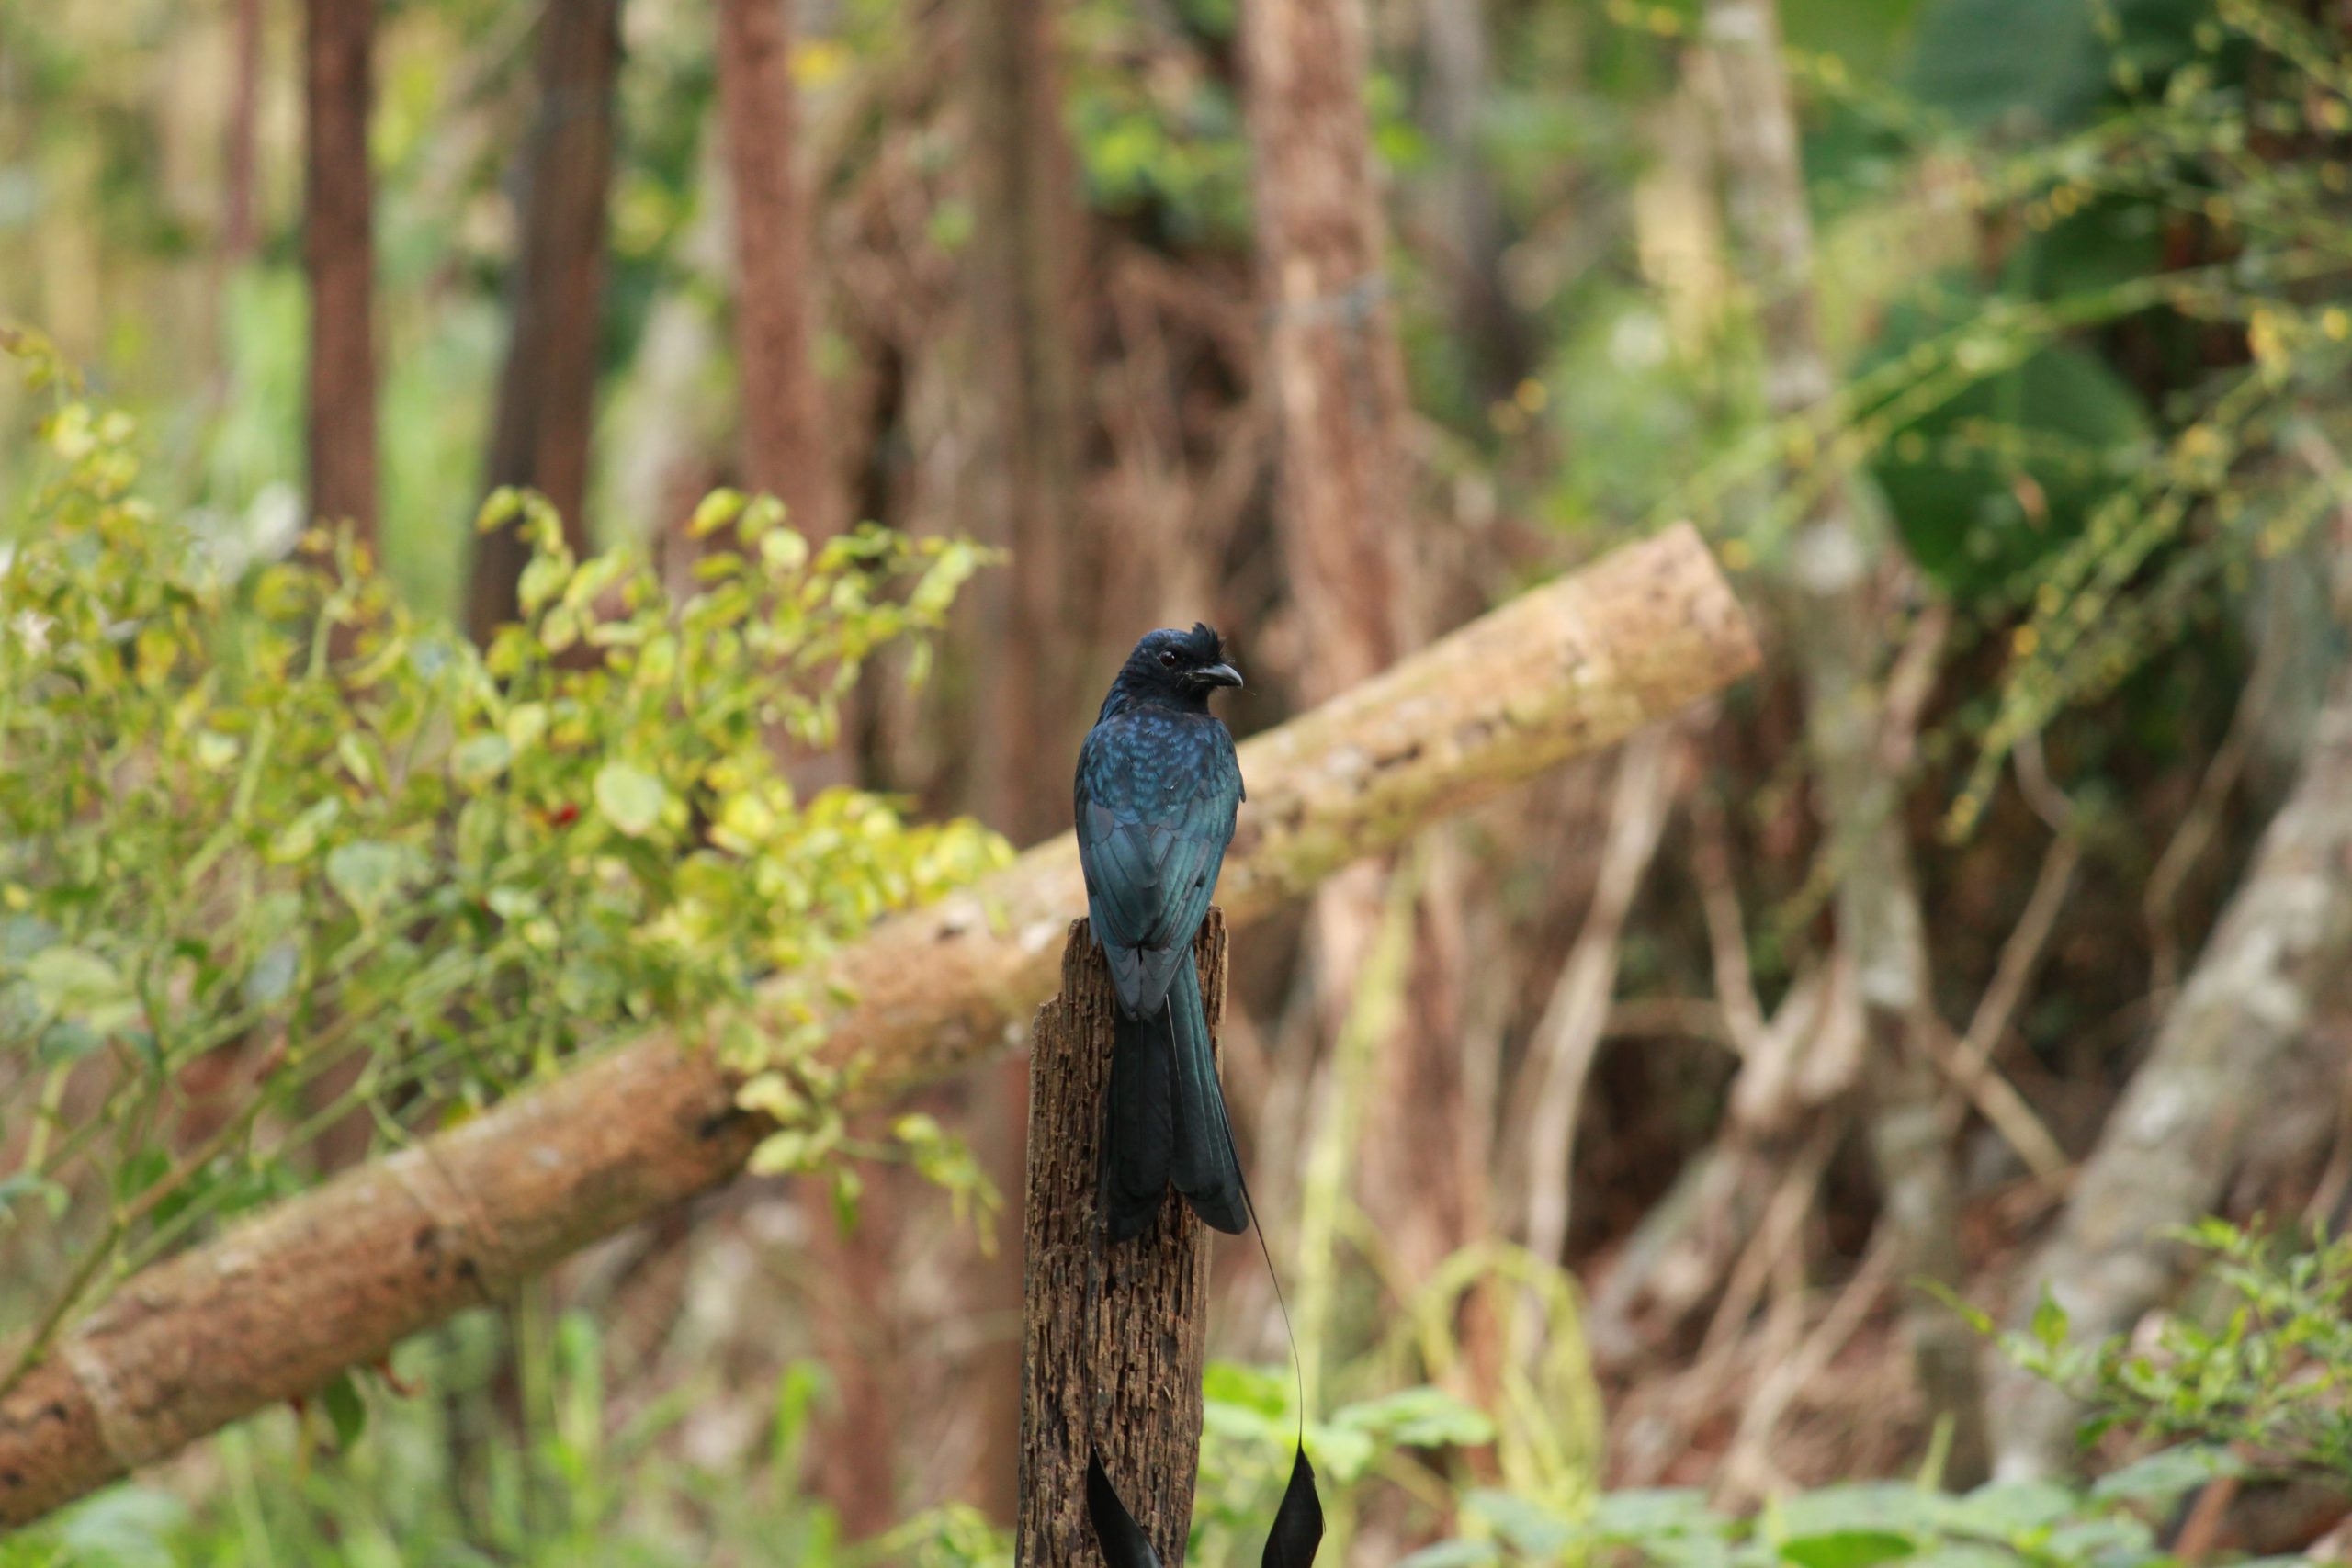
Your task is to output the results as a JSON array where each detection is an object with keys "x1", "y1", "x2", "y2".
[
  {"x1": 1191, "y1": 1366, "x2": 1493, "y2": 1567},
  {"x1": 1067, "y1": 0, "x2": 1254, "y2": 247},
  {"x1": 1585, "y1": 0, "x2": 2352, "y2": 838},
  {"x1": 1905, "y1": 0, "x2": 2211, "y2": 133},
  {"x1": 1393, "y1": 1468, "x2": 2240, "y2": 1566},
  {"x1": 2001, "y1": 1221, "x2": 2352, "y2": 1486},
  {"x1": 1863, "y1": 288, "x2": 2152, "y2": 600},
  {"x1": 0, "y1": 1309, "x2": 989, "y2": 1568},
  {"x1": 0, "y1": 327, "x2": 1006, "y2": 1386}
]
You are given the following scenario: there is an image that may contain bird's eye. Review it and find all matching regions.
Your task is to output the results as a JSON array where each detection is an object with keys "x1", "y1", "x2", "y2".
[{"x1": 1159, "y1": 649, "x2": 1181, "y2": 668}]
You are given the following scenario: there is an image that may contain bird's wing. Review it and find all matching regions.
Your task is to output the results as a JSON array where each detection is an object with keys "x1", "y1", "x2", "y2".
[{"x1": 1076, "y1": 720, "x2": 1239, "y2": 1017}]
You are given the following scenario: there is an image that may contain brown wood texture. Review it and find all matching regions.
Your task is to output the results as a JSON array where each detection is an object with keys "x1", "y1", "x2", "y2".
[
  {"x1": 303, "y1": 0, "x2": 378, "y2": 546},
  {"x1": 0, "y1": 525, "x2": 1757, "y2": 1527},
  {"x1": 467, "y1": 0, "x2": 624, "y2": 644},
  {"x1": 716, "y1": 0, "x2": 837, "y2": 543},
  {"x1": 965, "y1": 0, "x2": 1089, "y2": 846},
  {"x1": 1243, "y1": 0, "x2": 1411, "y2": 695},
  {"x1": 1017, "y1": 915, "x2": 1223, "y2": 1566},
  {"x1": 226, "y1": 0, "x2": 264, "y2": 264}
]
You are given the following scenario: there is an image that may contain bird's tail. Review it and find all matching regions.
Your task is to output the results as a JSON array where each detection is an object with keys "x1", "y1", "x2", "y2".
[{"x1": 1102, "y1": 957, "x2": 1249, "y2": 1243}]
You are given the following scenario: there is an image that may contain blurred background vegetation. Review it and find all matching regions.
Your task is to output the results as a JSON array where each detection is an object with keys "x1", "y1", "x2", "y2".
[{"x1": 4, "y1": 0, "x2": 2352, "y2": 1561}]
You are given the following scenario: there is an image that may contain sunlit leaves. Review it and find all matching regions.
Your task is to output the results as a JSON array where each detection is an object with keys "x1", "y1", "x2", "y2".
[
  {"x1": 591, "y1": 763, "x2": 669, "y2": 839},
  {"x1": 0, "y1": 326, "x2": 1005, "y2": 1360},
  {"x1": 323, "y1": 841, "x2": 416, "y2": 921}
]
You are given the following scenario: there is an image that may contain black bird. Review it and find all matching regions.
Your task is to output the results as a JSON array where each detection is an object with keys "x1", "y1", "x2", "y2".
[{"x1": 1075, "y1": 623, "x2": 1250, "y2": 1242}]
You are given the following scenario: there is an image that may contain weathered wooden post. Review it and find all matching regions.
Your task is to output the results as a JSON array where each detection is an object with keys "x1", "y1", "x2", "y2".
[{"x1": 1017, "y1": 912, "x2": 1227, "y2": 1565}]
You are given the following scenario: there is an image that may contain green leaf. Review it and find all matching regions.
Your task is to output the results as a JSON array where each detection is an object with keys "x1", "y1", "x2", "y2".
[
  {"x1": 23, "y1": 945, "x2": 135, "y2": 1032},
  {"x1": 770, "y1": 1360, "x2": 826, "y2": 1469},
  {"x1": 321, "y1": 1371, "x2": 368, "y2": 1450},
  {"x1": 1775, "y1": 1484, "x2": 1942, "y2": 1545},
  {"x1": 0, "y1": 1172, "x2": 68, "y2": 1220},
  {"x1": 504, "y1": 702, "x2": 548, "y2": 753},
  {"x1": 2031, "y1": 1290, "x2": 2070, "y2": 1353},
  {"x1": 830, "y1": 1166, "x2": 863, "y2": 1235},
  {"x1": 1203, "y1": 1360, "x2": 1290, "y2": 1418},
  {"x1": 53, "y1": 1485, "x2": 190, "y2": 1568},
  {"x1": 2089, "y1": 1442, "x2": 2243, "y2": 1504},
  {"x1": 1779, "y1": 1530, "x2": 1917, "y2": 1568},
  {"x1": 1591, "y1": 1488, "x2": 1716, "y2": 1537},
  {"x1": 38, "y1": 1020, "x2": 104, "y2": 1066},
  {"x1": 1935, "y1": 1479, "x2": 2075, "y2": 1540},
  {"x1": 1862, "y1": 289, "x2": 2151, "y2": 599},
  {"x1": 325, "y1": 841, "x2": 412, "y2": 919},
  {"x1": 451, "y1": 733, "x2": 512, "y2": 784},
  {"x1": 1905, "y1": 1550, "x2": 2017, "y2": 1568},
  {"x1": 1396, "y1": 1545, "x2": 1500, "y2": 1568},
  {"x1": 1461, "y1": 1490, "x2": 1574, "y2": 1555},
  {"x1": 1904, "y1": 0, "x2": 2105, "y2": 131},
  {"x1": 593, "y1": 762, "x2": 669, "y2": 839},
  {"x1": 2043, "y1": 1513, "x2": 2153, "y2": 1560},
  {"x1": 1328, "y1": 1385, "x2": 1496, "y2": 1450},
  {"x1": 1306, "y1": 1423, "x2": 1375, "y2": 1483},
  {"x1": 270, "y1": 797, "x2": 342, "y2": 863},
  {"x1": 242, "y1": 941, "x2": 300, "y2": 1007},
  {"x1": 689, "y1": 488, "x2": 746, "y2": 537}
]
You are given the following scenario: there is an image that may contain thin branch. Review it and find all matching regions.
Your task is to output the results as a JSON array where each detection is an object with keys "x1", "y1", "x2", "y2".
[{"x1": 1511, "y1": 726, "x2": 1682, "y2": 1264}]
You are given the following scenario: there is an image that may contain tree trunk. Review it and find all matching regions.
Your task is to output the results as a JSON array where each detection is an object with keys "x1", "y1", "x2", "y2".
[
  {"x1": 1244, "y1": 0, "x2": 1485, "y2": 1303},
  {"x1": 303, "y1": 0, "x2": 378, "y2": 547},
  {"x1": 1418, "y1": 0, "x2": 1524, "y2": 404},
  {"x1": 962, "y1": 0, "x2": 1096, "y2": 1511},
  {"x1": 0, "y1": 526, "x2": 1757, "y2": 1529},
  {"x1": 1699, "y1": 0, "x2": 1988, "y2": 1486},
  {"x1": 226, "y1": 0, "x2": 265, "y2": 265},
  {"x1": 1017, "y1": 915, "x2": 1222, "y2": 1566},
  {"x1": 716, "y1": 0, "x2": 838, "y2": 544},
  {"x1": 468, "y1": 0, "x2": 624, "y2": 644},
  {"x1": 965, "y1": 0, "x2": 1089, "y2": 845},
  {"x1": 1243, "y1": 0, "x2": 1410, "y2": 693}
]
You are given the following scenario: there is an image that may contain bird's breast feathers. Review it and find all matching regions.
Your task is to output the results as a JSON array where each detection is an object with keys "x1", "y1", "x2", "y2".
[{"x1": 1078, "y1": 710, "x2": 1240, "y2": 817}]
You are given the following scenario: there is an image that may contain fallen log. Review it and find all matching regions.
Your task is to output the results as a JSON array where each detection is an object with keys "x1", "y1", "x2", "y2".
[{"x1": 0, "y1": 523, "x2": 1757, "y2": 1529}]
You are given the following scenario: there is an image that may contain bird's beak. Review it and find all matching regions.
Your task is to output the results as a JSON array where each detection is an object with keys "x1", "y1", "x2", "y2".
[{"x1": 1198, "y1": 662, "x2": 1244, "y2": 689}]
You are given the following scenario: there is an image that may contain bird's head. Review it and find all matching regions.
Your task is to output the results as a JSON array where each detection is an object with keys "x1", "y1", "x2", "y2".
[{"x1": 1110, "y1": 623, "x2": 1244, "y2": 712}]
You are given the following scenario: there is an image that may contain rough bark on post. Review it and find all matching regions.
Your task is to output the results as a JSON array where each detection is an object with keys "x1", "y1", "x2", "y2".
[{"x1": 1018, "y1": 915, "x2": 1223, "y2": 1565}]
